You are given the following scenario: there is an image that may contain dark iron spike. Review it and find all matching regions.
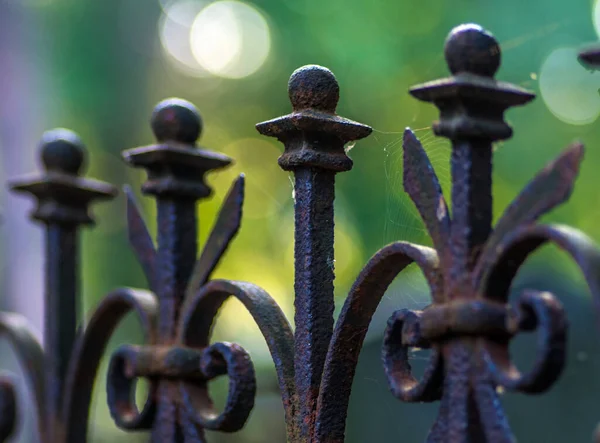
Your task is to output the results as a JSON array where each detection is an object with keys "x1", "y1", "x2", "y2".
[
  {"x1": 186, "y1": 174, "x2": 245, "y2": 296},
  {"x1": 122, "y1": 98, "x2": 232, "y2": 442},
  {"x1": 257, "y1": 65, "x2": 372, "y2": 440},
  {"x1": 8, "y1": 129, "x2": 116, "y2": 441},
  {"x1": 125, "y1": 186, "x2": 158, "y2": 293},
  {"x1": 402, "y1": 128, "x2": 451, "y2": 260},
  {"x1": 578, "y1": 45, "x2": 600, "y2": 70}
]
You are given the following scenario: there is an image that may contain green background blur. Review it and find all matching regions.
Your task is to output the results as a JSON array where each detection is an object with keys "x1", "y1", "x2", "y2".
[{"x1": 1, "y1": 0, "x2": 600, "y2": 441}]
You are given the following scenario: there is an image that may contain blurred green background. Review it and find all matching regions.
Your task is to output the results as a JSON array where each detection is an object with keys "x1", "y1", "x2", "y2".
[{"x1": 1, "y1": 0, "x2": 600, "y2": 441}]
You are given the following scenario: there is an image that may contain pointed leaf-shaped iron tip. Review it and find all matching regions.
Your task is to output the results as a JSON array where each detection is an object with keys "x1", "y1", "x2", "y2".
[
  {"x1": 125, "y1": 185, "x2": 158, "y2": 293},
  {"x1": 403, "y1": 128, "x2": 451, "y2": 256},
  {"x1": 474, "y1": 142, "x2": 584, "y2": 286},
  {"x1": 186, "y1": 174, "x2": 245, "y2": 297}
]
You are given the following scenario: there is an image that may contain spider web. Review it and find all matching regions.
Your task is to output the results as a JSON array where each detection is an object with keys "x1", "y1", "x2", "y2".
[{"x1": 349, "y1": 126, "x2": 453, "y2": 352}]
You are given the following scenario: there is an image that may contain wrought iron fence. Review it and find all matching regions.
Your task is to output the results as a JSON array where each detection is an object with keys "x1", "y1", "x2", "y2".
[{"x1": 1, "y1": 22, "x2": 600, "y2": 443}]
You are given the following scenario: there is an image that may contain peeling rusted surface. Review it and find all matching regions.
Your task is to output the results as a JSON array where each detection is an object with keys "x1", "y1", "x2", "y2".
[
  {"x1": 254, "y1": 32, "x2": 600, "y2": 442},
  {"x1": 419, "y1": 300, "x2": 509, "y2": 341},
  {"x1": 403, "y1": 130, "x2": 451, "y2": 261},
  {"x1": 257, "y1": 65, "x2": 371, "y2": 174}
]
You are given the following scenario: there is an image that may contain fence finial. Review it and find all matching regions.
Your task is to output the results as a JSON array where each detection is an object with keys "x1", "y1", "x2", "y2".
[
  {"x1": 256, "y1": 64, "x2": 371, "y2": 172},
  {"x1": 11, "y1": 129, "x2": 116, "y2": 224},
  {"x1": 151, "y1": 98, "x2": 203, "y2": 144},
  {"x1": 123, "y1": 98, "x2": 231, "y2": 199},
  {"x1": 411, "y1": 24, "x2": 534, "y2": 142},
  {"x1": 40, "y1": 129, "x2": 86, "y2": 175},
  {"x1": 288, "y1": 65, "x2": 339, "y2": 113},
  {"x1": 444, "y1": 23, "x2": 500, "y2": 77}
]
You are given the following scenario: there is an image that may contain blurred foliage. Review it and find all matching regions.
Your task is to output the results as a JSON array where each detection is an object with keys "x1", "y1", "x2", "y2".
[{"x1": 1, "y1": 0, "x2": 600, "y2": 441}]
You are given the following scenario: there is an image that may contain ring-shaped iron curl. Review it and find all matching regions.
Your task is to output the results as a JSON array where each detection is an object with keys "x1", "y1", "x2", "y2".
[
  {"x1": 180, "y1": 342, "x2": 256, "y2": 432},
  {"x1": 106, "y1": 345, "x2": 158, "y2": 429},
  {"x1": 178, "y1": 279, "x2": 298, "y2": 440},
  {"x1": 382, "y1": 309, "x2": 443, "y2": 403},
  {"x1": 62, "y1": 288, "x2": 159, "y2": 441},
  {"x1": 484, "y1": 290, "x2": 567, "y2": 394}
]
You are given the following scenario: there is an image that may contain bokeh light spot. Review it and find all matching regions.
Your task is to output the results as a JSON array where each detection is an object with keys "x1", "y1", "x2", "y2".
[
  {"x1": 594, "y1": 0, "x2": 600, "y2": 38},
  {"x1": 190, "y1": 1, "x2": 271, "y2": 79},
  {"x1": 159, "y1": 0, "x2": 210, "y2": 76},
  {"x1": 539, "y1": 47, "x2": 600, "y2": 125}
]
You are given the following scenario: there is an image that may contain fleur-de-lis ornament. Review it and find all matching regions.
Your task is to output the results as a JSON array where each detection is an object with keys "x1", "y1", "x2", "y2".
[
  {"x1": 100, "y1": 99, "x2": 295, "y2": 441},
  {"x1": 380, "y1": 24, "x2": 600, "y2": 442},
  {"x1": 5, "y1": 99, "x2": 294, "y2": 442}
]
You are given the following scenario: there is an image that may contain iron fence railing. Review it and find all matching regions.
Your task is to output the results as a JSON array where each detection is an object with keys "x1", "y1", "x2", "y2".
[{"x1": 1, "y1": 22, "x2": 600, "y2": 443}]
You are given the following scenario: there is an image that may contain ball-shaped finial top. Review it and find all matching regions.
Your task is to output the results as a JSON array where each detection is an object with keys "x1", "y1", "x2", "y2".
[
  {"x1": 288, "y1": 65, "x2": 340, "y2": 113},
  {"x1": 444, "y1": 24, "x2": 501, "y2": 77},
  {"x1": 151, "y1": 98, "x2": 203, "y2": 145},
  {"x1": 40, "y1": 128, "x2": 86, "y2": 175}
]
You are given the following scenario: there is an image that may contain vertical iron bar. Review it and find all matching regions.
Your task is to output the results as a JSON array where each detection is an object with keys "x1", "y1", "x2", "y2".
[
  {"x1": 256, "y1": 65, "x2": 371, "y2": 440},
  {"x1": 10, "y1": 128, "x2": 116, "y2": 442},
  {"x1": 406, "y1": 23, "x2": 536, "y2": 441},
  {"x1": 156, "y1": 200, "x2": 197, "y2": 335},
  {"x1": 122, "y1": 98, "x2": 232, "y2": 443},
  {"x1": 45, "y1": 223, "x2": 78, "y2": 438},
  {"x1": 292, "y1": 167, "x2": 335, "y2": 437},
  {"x1": 154, "y1": 199, "x2": 197, "y2": 443},
  {"x1": 448, "y1": 140, "x2": 493, "y2": 294}
]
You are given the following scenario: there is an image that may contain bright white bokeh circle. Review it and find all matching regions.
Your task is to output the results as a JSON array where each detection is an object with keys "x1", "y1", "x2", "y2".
[
  {"x1": 594, "y1": 0, "x2": 600, "y2": 38},
  {"x1": 539, "y1": 47, "x2": 600, "y2": 125},
  {"x1": 159, "y1": 0, "x2": 210, "y2": 76},
  {"x1": 190, "y1": 1, "x2": 271, "y2": 79}
]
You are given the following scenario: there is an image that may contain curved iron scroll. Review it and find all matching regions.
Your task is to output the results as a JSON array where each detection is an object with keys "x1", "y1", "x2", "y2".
[
  {"x1": 63, "y1": 288, "x2": 158, "y2": 442},
  {"x1": 0, "y1": 313, "x2": 45, "y2": 441},
  {"x1": 178, "y1": 279, "x2": 297, "y2": 439},
  {"x1": 314, "y1": 242, "x2": 441, "y2": 442}
]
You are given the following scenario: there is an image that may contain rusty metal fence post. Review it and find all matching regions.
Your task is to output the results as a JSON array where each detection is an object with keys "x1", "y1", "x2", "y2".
[
  {"x1": 378, "y1": 24, "x2": 600, "y2": 442},
  {"x1": 6, "y1": 130, "x2": 117, "y2": 442},
  {"x1": 0, "y1": 21, "x2": 600, "y2": 443}
]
